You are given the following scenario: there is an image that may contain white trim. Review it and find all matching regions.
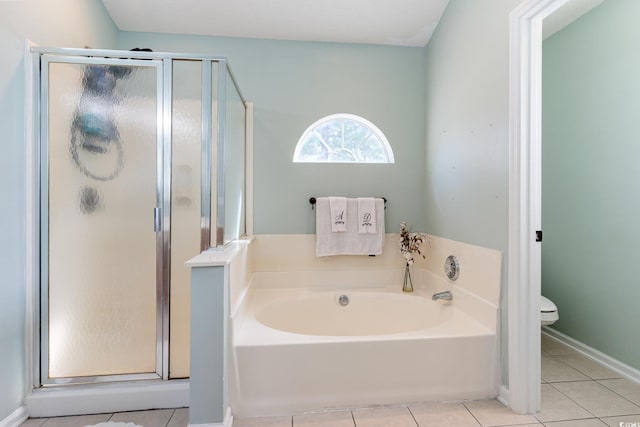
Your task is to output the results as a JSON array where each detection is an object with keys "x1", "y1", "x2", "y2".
[
  {"x1": 244, "y1": 102, "x2": 254, "y2": 235},
  {"x1": 542, "y1": 0, "x2": 604, "y2": 39},
  {"x1": 224, "y1": 407, "x2": 233, "y2": 427},
  {"x1": 24, "y1": 380, "x2": 189, "y2": 418},
  {"x1": 0, "y1": 407, "x2": 28, "y2": 427},
  {"x1": 543, "y1": 328, "x2": 640, "y2": 384},
  {"x1": 24, "y1": 38, "x2": 38, "y2": 393},
  {"x1": 187, "y1": 407, "x2": 232, "y2": 427},
  {"x1": 497, "y1": 385, "x2": 510, "y2": 407},
  {"x1": 508, "y1": 0, "x2": 572, "y2": 415},
  {"x1": 292, "y1": 113, "x2": 395, "y2": 164}
]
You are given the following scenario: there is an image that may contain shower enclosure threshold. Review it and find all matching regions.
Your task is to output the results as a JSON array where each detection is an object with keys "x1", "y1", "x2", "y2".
[{"x1": 24, "y1": 379, "x2": 189, "y2": 417}]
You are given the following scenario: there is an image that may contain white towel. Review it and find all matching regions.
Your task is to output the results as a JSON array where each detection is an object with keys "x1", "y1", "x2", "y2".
[
  {"x1": 316, "y1": 197, "x2": 385, "y2": 256},
  {"x1": 328, "y1": 197, "x2": 347, "y2": 232},
  {"x1": 357, "y1": 197, "x2": 377, "y2": 234}
]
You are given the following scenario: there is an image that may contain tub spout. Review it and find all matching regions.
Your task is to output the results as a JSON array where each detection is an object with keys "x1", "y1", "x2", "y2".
[{"x1": 432, "y1": 291, "x2": 452, "y2": 301}]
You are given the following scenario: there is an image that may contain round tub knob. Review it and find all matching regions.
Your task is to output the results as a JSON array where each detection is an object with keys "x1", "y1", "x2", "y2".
[
  {"x1": 337, "y1": 294, "x2": 350, "y2": 307},
  {"x1": 445, "y1": 255, "x2": 460, "y2": 281}
]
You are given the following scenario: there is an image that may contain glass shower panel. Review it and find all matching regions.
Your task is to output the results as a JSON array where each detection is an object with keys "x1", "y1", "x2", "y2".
[
  {"x1": 223, "y1": 71, "x2": 246, "y2": 244},
  {"x1": 169, "y1": 60, "x2": 202, "y2": 378},
  {"x1": 46, "y1": 61, "x2": 159, "y2": 378},
  {"x1": 209, "y1": 63, "x2": 220, "y2": 246}
]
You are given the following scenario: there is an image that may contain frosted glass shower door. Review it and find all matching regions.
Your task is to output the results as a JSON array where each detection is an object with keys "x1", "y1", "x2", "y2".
[{"x1": 41, "y1": 56, "x2": 164, "y2": 382}]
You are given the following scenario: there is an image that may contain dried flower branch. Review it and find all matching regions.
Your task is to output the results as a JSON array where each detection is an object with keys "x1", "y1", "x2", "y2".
[{"x1": 399, "y1": 221, "x2": 428, "y2": 265}]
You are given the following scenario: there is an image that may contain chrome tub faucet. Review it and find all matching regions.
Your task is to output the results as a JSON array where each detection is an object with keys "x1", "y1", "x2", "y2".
[{"x1": 432, "y1": 290, "x2": 453, "y2": 301}]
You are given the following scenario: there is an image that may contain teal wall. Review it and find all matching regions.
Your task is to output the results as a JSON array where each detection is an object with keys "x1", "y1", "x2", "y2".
[
  {"x1": 119, "y1": 32, "x2": 427, "y2": 234},
  {"x1": 0, "y1": 0, "x2": 117, "y2": 419},
  {"x1": 542, "y1": 0, "x2": 640, "y2": 369},
  {"x1": 423, "y1": 0, "x2": 521, "y2": 385}
]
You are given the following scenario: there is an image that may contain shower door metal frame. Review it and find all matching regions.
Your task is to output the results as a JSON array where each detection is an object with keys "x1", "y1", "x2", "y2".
[
  {"x1": 215, "y1": 62, "x2": 227, "y2": 246},
  {"x1": 200, "y1": 60, "x2": 214, "y2": 250},
  {"x1": 38, "y1": 53, "x2": 170, "y2": 385}
]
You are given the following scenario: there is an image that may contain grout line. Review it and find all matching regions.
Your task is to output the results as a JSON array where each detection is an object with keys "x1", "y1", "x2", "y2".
[
  {"x1": 106, "y1": 414, "x2": 115, "y2": 422},
  {"x1": 533, "y1": 385, "x2": 587, "y2": 426},
  {"x1": 551, "y1": 348, "x2": 625, "y2": 382},
  {"x1": 461, "y1": 402, "x2": 483, "y2": 427},
  {"x1": 536, "y1": 343, "x2": 640, "y2": 416},
  {"x1": 596, "y1": 380, "x2": 640, "y2": 411},
  {"x1": 544, "y1": 379, "x2": 592, "y2": 384},
  {"x1": 350, "y1": 410, "x2": 356, "y2": 427},
  {"x1": 164, "y1": 409, "x2": 176, "y2": 427},
  {"x1": 546, "y1": 381, "x2": 601, "y2": 419},
  {"x1": 545, "y1": 355, "x2": 592, "y2": 381},
  {"x1": 406, "y1": 405, "x2": 421, "y2": 427}
]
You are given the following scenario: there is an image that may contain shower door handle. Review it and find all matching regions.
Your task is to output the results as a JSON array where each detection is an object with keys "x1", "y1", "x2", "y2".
[{"x1": 154, "y1": 207, "x2": 161, "y2": 232}]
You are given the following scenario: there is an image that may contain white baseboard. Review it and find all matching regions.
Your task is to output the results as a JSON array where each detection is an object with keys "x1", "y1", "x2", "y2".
[
  {"x1": 497, "y1": 385, "x2": 510, "y2": 407},
  {"x1": 0, "y1": 406, "x2": 28, "y2": 427},
  {"x1": 542, "y1": 327, "x2": 640, "y2": 383},
  {"x1": 187, "y1": 407, "x2": 232, "y2": 427},
  {"x1": 25, "y1": 380, "x2": 189, "y2": 418}
]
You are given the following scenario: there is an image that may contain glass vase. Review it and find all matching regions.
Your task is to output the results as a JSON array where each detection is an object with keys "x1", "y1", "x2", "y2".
[{"x1": 402, "y1": 262, "x2": 413, "y2": 293}]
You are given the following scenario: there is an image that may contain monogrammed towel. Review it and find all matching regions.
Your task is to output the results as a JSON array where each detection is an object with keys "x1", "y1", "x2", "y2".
[
  {"x1": 315, "y1": 197, "x2": 384, "y2": 256},
  {"x1": 328, "y1": 196, "x2": 347, "y2": 232},
  {"x1": 357, "y1": 197, "x2": 377, "y2": 234}
]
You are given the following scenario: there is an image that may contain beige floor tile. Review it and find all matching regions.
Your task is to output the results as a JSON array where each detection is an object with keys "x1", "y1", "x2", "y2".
[
  {"x1": 21, "y1": 419, "x2": 49, "y2": 427},
  {"x1": 536, "y1": 384, "x2": 594, "y2": 422},
  {"x1": 463, "y1": 400, "x2": 537, "y2": 427},
  {"x1": 500, "y1": 424, "x2": 543, "y2": 427},
  {"x1": 541, "y1": 335, "x2": 576, "y2": 356},
  {"x1": 543, "y1": 419, "x2": 606, "y2": 427},
  {"x1": 556, "y1": 354, "x2": 622, "y2": 380},
  {"x1": 233, "y1": 415, "x2": 292, "y2": 427},
  {"x1": 293, "y1": 410, "x2": 354, "y2": 427},
  {"x1": 110, "y1": 409, "x2": 174, "y2": 427},
  {"x1": 542, "y1": 357, "x2": 590, "y2": 383},
  {"x1": 42, "y1": 414, "x2": 111, "y2": 427},
  {"x1": 551, "y1": 381, "x2": 640, "y2": 418},
  {"x1": 599, "y1": 414, "x2": 640, "y2": 427},
  {"x1": 599, "y1": 379, "x2": 640, "y2": 406},
  {"x1": 352, "y1": 406, "x2": 417, "y2": 427},
  {"x1": 167, "y1": 408, "x2": 189, "y2": 427},
  {"x1": 409, "y1": 402, "x2": 480, "y2": 427}
]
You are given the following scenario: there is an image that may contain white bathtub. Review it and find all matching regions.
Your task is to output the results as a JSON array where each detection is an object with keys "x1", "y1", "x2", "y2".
[{"x1": 231, "y1": 274, "x2": 499, "y2": 417}]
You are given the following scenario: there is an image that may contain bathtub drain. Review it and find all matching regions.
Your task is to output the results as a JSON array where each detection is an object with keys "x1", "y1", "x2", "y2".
[{"x1": 337, "y1": 294, "x2": 349, "y2": 307}]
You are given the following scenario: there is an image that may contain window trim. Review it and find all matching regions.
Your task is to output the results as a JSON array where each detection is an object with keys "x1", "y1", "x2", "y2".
[{"x1": 293, "y1": 113, "x2": 395, "y2": 164}]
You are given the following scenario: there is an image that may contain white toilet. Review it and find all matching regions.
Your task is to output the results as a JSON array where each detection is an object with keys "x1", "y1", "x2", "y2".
[{"x1": 541, "y1": 295, "x2": 559, "y2": 326}]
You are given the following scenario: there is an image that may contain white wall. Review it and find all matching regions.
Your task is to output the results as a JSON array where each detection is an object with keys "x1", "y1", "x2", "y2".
[
  {"x1": 423, "y1": 0, "x2": 523, "y2": 386},
  {"x1": 0, "y1": 0, "x2": 117, "y2": 419}
]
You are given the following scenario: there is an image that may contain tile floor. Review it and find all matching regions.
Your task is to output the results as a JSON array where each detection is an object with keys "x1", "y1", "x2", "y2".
[
  {"x1": 21, "y1": 334, "x2": 640, "y2": 427},
  {"x1": 20, "y1": 409, "x2": 188, "y2": 427}
]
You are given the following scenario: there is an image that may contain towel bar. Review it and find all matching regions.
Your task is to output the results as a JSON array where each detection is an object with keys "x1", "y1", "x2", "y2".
[{"x1": 309, "y1": 197, "x2": 387, "y2": 209}]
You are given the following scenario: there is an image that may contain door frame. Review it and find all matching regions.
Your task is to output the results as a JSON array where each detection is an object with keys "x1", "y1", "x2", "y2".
[{"x1": 507, "y1": 0, "x2": 575, "y2": 414}]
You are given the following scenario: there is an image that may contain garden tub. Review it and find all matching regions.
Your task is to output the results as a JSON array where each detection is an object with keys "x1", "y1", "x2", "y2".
[{"x1": 230, "y1": 275, "x2": 498, "y2": 417}]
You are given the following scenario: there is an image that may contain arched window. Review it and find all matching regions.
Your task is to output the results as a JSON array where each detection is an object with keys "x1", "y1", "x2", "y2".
[{"x1": 293, "y1": 114, "x2": 394, "y2": 163}]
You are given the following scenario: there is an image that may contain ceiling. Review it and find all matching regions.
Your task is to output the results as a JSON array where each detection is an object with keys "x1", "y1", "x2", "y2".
[{"x1": 101, "y1": 0, "x2": 450, "y2": 47}]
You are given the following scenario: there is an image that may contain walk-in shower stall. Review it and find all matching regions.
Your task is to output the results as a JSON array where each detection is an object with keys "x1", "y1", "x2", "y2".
[{"x1": 32, "y1": 47, "x2": 247, "y2": 387}]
